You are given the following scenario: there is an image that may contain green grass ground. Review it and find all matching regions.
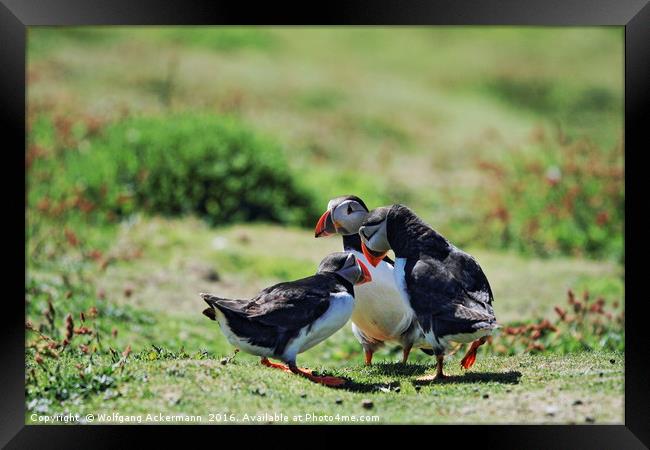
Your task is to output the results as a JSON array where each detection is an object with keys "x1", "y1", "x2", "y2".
[
  {"x1": 27, "y1": 351, "x2": 623, "y2": 425},
  {"x1": 27, "y1": 27, "x2": 623, "y2": 238}
]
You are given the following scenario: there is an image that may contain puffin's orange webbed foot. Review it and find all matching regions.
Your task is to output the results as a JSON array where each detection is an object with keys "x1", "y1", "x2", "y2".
[
  {"x1": 290, "y1": 365, "x2": 346, "y2": 386},
  {"x1": 307, "y1": 374, "x2": 347, "y2": 387},
  {"x1": 261, "y1": 358, "x2": 292, "y2": 372},
  {"x1": 460, "y1": 351, "x2": 477, "y2": 369},
  {"x1": 460, "y1": 337, "x2": 487, "y2": 370}
]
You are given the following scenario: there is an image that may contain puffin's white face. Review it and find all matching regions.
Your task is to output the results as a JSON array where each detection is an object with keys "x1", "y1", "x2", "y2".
[
  {"x1": 329, "y1": 199, "x2": 368, "y2": 236},
  {"x1": 358, "y1": 216, "x2": 390, "y2": 267},
  {"x1": 314, "y1": 197, "x2": 368, "y2": 238},
  {"x1": 318, "y1": 252, "x2": 372, "y2": 286},
  {"x1": 337, "y1": 253, "x2": 372, "y2": 286}
]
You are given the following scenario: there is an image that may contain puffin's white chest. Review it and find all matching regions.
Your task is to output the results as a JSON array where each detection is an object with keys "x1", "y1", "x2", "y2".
[
  {"x1": 393, "y1": 258, "x2": 410, "y2": 303},
  {"x1": 349, "y1": 250, "x2": 414, "y2": 341}
]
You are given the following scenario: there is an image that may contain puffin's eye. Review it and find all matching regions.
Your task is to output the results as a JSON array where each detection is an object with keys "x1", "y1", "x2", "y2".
[{"x1": 347, "y1": 204, "x2": 353, "y2": 215}]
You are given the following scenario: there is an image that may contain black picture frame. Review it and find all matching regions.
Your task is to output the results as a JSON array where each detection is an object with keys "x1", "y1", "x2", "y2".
[{"x1": 3, "y1": 0, "x2": 648, "y2": 447}]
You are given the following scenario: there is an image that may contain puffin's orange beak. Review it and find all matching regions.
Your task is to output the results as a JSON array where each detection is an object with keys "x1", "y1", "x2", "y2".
[
  {"x1": 357, "y1": 260, "x2": 372, "y2": 285},
  {"x1": 361, "y1": 241, "x2": 387, "y2": 267},
  {"x1": 314, "y1": 210, "x2": 334, "y2": 238}
]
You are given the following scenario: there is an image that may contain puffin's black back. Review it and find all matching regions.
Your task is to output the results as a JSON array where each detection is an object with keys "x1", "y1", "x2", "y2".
[{"x1": 386, "y1": 205, "x2": 453, "y2": 261}]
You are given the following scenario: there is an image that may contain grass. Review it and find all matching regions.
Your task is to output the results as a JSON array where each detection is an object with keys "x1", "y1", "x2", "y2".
[{"x1": 26, "y1": 347, "x2": 623, "y2": 424}]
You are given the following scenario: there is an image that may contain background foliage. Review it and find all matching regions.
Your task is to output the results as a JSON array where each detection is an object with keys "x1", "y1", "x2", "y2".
[{"x1": 30, "y1": 114, "x2": 317, "y2": 226}]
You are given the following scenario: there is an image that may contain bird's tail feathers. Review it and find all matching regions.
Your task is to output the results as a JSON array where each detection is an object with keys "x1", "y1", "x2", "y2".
[
  {"x1": 199, "y1": 292, "x2": 244, "y2": 316},
  {"x1": 200, "y1": 292, "x2": 226, "y2": 307}
]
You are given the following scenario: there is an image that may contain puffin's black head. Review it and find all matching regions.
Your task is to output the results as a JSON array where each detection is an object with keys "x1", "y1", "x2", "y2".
[
  {"x1": 358, "y1": 206, "x2": 392, "y2": 267},
  {"x1": 317, "y1": 252, "x2": 372, "y2": 286},
  {"x1": 314, "y1": 195, "x2": 370, "y2": 238}
]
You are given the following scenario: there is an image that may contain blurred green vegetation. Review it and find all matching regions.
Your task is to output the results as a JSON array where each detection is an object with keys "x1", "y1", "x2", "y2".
[
  {"x1": 27, "y1": 26, "x2": 623, "y2": 260},
  {"x1": 476, "y1": 136, "x2": 624, "y2": 260},
  {"x1": 29, "y1": 114, "x2": 317, "y2": 227},
  {"x1": 160, "y1": 27, "x2": 280, "y2": 52}
]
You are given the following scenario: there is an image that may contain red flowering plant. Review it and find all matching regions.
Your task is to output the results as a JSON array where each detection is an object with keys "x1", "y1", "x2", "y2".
[
  {"x1": 490, "y1": 289, "x2": 624, "y2": 355},
  {"x1": 477, "y1": 130, "x2": 623, "y2": 261}
]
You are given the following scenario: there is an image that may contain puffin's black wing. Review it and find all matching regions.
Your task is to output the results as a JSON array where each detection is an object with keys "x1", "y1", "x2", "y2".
[
  {"x1": 244, "y1": 274, "x2": 342, "y2": 329},
  {"x1": 404, "y1": 251, "x2": 496, "y2": 338},
  {"x1": 443, "y1": 248, "x2": 494, "y2": 305}
]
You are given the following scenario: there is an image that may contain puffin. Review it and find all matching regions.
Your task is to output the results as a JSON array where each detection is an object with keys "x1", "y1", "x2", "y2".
[
  {"x1": 200, "y1": 252, "x2": 372, "y2": 386},
  {"x1": 314, "y1": 195, "x2": 427, "y2": 365},
  {"x1": 357, "y1": 204, "x2": 497, "y2": 379}
]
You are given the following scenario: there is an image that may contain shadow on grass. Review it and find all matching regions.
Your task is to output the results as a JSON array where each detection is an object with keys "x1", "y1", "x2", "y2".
[
  {"x1": 302, "y1": 364, "x2": 521, "y2": 392},
  {"x1": 367, "y1": 362, "x2": 429, "y2": 376},
  {"x1": 315, "y1": 363, "x2": 428, "y2": 393},
  {"x1": 308, "y1": 368, "x2": 404, "y2": 393},
  {"x1": 412, "y1": 370, "x2": 522, "y2": 386},
  {"x1": 338, "y1": 379, "x2": 401, "y2": 393}
]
